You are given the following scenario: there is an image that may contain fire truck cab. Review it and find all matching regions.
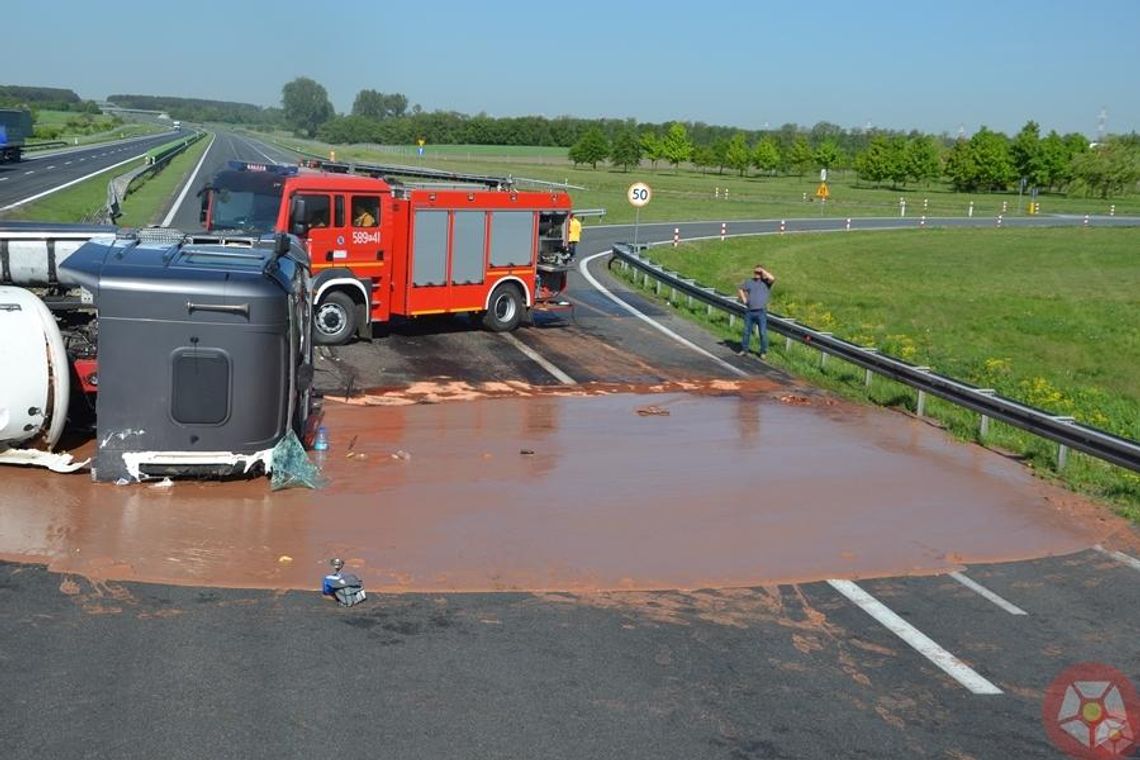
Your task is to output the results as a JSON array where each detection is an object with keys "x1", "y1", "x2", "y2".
[{"x1": 200, "y1": 160, "x2": 575, "y2": 345}]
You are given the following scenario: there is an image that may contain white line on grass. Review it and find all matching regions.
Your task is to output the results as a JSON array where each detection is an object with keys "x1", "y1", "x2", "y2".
[
  {"x1": 578, "y1": 251, "x2": 748, "y2": 378},
  {"x1": 500, "y1": 332, "x2": 577, "y2": 385},
  {"x1": 949, "y1": 572, "x2": 1027, "y2": 615},
  {"x1": 1094, "y1": 545, "x2": 1140, "y2": 573},
  {"x1": 827, "y1": 579, "x2": 1003, "y2": 695},
  {"x1": 161, "y1": 133, "x2": 216, "y2": 227}
]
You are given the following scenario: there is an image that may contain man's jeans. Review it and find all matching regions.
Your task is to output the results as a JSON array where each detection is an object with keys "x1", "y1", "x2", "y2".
[{"x1": 742, "y1": 309, "x2": 768, "y2": 354}]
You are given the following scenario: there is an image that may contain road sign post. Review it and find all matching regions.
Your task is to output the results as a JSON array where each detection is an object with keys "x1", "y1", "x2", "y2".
[{"x1": 627, "y1": 182, "x2": 651, "y2": 248}]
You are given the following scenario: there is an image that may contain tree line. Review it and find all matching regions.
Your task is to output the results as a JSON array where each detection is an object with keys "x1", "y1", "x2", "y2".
[
  {"x1": 106, "y1": 94, "x2": 283, "y2": 125},
  {"x1": 0, "y1": 85, "x2": 101, "y2": 114}
]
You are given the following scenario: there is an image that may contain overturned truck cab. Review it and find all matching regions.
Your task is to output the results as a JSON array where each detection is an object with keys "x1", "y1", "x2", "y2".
[{"x1": 57, "y1": 231, "x2": 314, "y2": 482}]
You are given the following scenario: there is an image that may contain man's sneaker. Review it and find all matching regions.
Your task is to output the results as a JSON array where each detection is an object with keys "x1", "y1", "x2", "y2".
[
  {"x1": 758, "y1": 353, "x2": 768, "y2": 360},
  {"x1": 736, "y1": 350, "x2": 747, "y2": 357}
]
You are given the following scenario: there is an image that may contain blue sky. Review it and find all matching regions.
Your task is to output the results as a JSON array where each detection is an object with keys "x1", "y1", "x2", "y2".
[{"x1": 7, "y1": 0, "x2": 1138, "y2": 137}]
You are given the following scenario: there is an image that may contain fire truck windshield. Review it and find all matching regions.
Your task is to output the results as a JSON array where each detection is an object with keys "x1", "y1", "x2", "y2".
[{"x1": 209, "y1": 171, "x2": 285, "y2": 232}]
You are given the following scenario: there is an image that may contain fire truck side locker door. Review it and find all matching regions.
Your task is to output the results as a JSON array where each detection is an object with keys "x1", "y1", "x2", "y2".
[{"x1": 407, "y1": 209, "x2": 450, "y2": 315}]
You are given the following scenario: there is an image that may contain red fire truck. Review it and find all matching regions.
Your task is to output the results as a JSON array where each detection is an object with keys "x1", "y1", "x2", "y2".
[{"x1": 199, "y1": 159, "x2": 576, "y2": 344}]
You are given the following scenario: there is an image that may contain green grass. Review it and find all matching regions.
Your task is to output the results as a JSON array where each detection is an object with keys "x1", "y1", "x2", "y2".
[
  {"x1": 625, "y1": 227, "x2": 1140, "y2": 517},
  {"x1": 1, "y1": 133, "x2": 211, "y2": 225},
  {"x1": 30, "y1": 110, "x2": 167, "y2": 147},
  {"x1": 244, "y1": 130, "x2": 1140, "y2": 225}
]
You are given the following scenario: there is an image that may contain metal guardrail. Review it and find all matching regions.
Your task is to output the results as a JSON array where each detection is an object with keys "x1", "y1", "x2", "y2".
[
  {"x1": 102, "y1": 131, "x2": 205, "y2": 222},
  {"x1": 610, "y1": 242, "x2": 1140, "y2": 474},
  {"x1": 24, "y1": 141, "x2": 68, "y2": 152}
]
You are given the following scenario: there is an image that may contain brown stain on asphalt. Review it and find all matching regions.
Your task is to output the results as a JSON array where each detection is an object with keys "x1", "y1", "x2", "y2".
[{"x1": 0, "y1": 379, "x2": 1126, "y2": 594}]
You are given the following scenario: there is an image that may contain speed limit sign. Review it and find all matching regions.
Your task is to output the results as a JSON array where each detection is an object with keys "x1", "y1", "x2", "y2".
[{"x1": 627, "y1": 182, "x2": 652, "y2": 207}]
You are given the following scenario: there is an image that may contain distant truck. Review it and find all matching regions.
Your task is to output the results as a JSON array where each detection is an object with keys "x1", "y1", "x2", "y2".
[
  {"x1": 172, "y1": 120, "x2": 182, "y2": 130},
  {"x1": 0, "y1": 108, "x2": 33, "y2": 163}
]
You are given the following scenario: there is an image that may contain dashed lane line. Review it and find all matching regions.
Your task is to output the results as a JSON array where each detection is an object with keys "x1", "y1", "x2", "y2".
[
  {"x1": 949, "y1": 571, "x2": 1028, "y2": 615},
  {"x1": 827, "y1": 579, "x2": 1004, "y2": 695},
  {"x1": 500, "y1": 332, "x2": 578, "y2": 385},
  {"x1": 578, "y1": 251, "x2": 747, "y2": 378},
  {"x1": 1094, "y1": 545, "x2": 1140, "y2": 573}
]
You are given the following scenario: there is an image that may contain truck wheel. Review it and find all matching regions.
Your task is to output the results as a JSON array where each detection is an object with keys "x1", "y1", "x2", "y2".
[
  {"x1": 314, "y1": 291, "x2": 357, "y2": 345},
  {"x1": 482, "y1": 284, "x2": 523, "y2": 332}
]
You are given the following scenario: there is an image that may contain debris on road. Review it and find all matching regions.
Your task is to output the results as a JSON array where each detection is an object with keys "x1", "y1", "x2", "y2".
[{"x1": 636, "y1": 405, "x2": 670, "y2": 416}]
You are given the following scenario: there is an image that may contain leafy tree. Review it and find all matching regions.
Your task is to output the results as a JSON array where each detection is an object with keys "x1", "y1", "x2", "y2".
[
  {"x1": 661, "y1": 122, "x2": 693, "y2": 170},
  {"x1": 854, "y1": 135, "x2": 894, "y2": 186},
  {"x1": 609, "y1": 128, "x2": 642, "y2": 171},
  {"x1": 691, "y1": 144, "x2": 716, "y2": 174},
  {"x1": 787, "y1": 136, "x2": 814, "y2": 176},
  {"x1": 351, "y1": 90, "x2": 407, "y2": 121},
  {"x1": 1010, "y1": 121, "x2": 1044, "y2": 186},
  {"x1": 726, "y1": 132, "x2": 751, "y2": 176},
  {"x1": 945, "y1": 127, "x2": 1015, "y2": 191},
  {"x1": 710, "y1": 137, "x2": 730, "y2": 174},
  {"x1": 568, "y1": 125, "x2": 609, "y2": 168},
  {"x1": 1070, "y1": 138, "x2": 1140, "y2": 198},
  {"x1": 813, "y1": 140, "x2": 842, "y2": 172},
  {"x1": 904, "y1": 136, "x2": 942, "y2": 186},
  {"x1": 1038, "y1": 130, "x2": 1072, "y2": 191},
  {"x1": 752, "y1": 136, "x2": 780, "y2": 175},
  {"x1": 640, "y1": 131, "x2": 665, "y2": 170},
  {"x1": 282, "y1": 77, "x2": 334, "y2": 137}
]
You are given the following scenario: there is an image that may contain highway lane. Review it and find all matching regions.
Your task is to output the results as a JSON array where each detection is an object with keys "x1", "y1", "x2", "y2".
[
  {"x1": 163, "y1": 129, "x2": 305, "y2": 230},
  {"x1": 0, "y1": 131, "x2": 185, "y2": 210}
]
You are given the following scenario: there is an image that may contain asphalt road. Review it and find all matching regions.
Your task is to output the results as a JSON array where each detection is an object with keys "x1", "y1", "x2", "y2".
[
  {"x1": 0, "y1": 131, "x2": 186, "y2": 211},
  {"x1": 3, "y1": 134, "x2": 1140, "y2": 759}
]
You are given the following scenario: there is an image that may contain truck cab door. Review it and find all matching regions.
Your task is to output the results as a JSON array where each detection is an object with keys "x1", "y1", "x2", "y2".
[{"x1": 346, "y1": 194, "x2": 388, "y2": 321}]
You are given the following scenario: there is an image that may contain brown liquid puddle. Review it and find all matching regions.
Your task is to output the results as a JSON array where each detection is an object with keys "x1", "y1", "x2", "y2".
[{"x1": 0, "y1": 381, "x2": 1123, "y2": 593}]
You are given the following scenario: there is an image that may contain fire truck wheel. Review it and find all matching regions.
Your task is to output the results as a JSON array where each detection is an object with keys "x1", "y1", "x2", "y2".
[
  {"x1": 314, "y1": 291, "x2": 357, "y2": 345},
  {"x1": 483, "y1": 284, "x2": 523, "y2": 332}
]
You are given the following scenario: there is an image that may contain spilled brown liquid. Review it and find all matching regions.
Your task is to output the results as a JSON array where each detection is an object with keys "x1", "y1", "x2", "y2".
[{"x1": 0, "y1": 382, "x2": 1120, "y2": 592}]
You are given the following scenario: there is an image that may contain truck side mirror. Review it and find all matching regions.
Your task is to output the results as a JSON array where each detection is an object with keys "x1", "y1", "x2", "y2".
[
  {"x1": 198, "y1": 187, "x2": 210, "y2": 224},
  {"x1": 289, "y1": 197, "x2": 309, "y2": 237}
]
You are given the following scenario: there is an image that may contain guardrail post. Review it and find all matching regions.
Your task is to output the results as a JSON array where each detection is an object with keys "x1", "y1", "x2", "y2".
[
  {"x1": 817, "y1": 332, "x2": 833, "y2": 369},
  {"x1": 1054, "y1": 416, "x2": 1076, "y2": 469},
  {"x1": 976, "y1": 389, "x2": 996, "y2": 438},
  {"x1": 863, "y1": 349, "x2": 879, "y2": 387},
  {"x1": 655, "y1": 279, "x2": 661, "y2": 295},
  {"x1": 968, "y1": 201, "x2": 974, "y2": 218},
  {"x1": 783, "y1": 319, "x2": 796, "y2": 351},
  {"x1": 913, "y1": 367, "x2": 932, "y2": 416}
]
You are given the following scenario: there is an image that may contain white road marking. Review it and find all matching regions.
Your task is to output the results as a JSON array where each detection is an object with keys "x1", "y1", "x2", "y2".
[
  {"x1": 24, "y1": 170, "x2": 34, "y2": 175},
  {"x1": 47, "y1": 165, "x2": 56, "y2": 170},
  {"x1": 161, "y1": 133, "x2": 215, "y2": 227},
  {"x1": 0, "y1": 152, "x2": 148, "y2": 212},
  {"x1": 827, "y1": 579, "x2": 1003, "y2": 695},
  {"x1": 500, "y1": 332, "x2": 577, "y2": 385},
  {"x1": 0, "y1": 177, "x2": 7, "y2": 182},
  {"x1": 1094, "y1": 545, "x2": 1140, "y2": 573},
  {"x1": 579, "y1": 251, "x2": 748, "y2": 377},
  {"x1": 64, "y1": 161, "x2": 72, "y2": 165},
  {"x1": 949, "y1": 571, "x2": 1027, "y2": 615}
]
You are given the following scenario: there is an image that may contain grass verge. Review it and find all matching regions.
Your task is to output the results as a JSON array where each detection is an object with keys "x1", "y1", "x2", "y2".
[{"x1": 618, "y1": 227, "x2": 1140, "y2": 519}]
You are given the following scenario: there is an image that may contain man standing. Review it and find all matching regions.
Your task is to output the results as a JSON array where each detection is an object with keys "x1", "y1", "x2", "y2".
[
  {"x1": 738, "y1": 264, "x2": 776, "y2": 358},
  {"x1": 566, "y1": 212, "x2": 582, "y2": 260}
]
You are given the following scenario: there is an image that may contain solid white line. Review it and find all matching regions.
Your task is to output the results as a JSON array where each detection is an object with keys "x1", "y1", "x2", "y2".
[
  {"x1": 47, "y1": 165, "x2": 56, "y2": 170},
  {"x1": 0, "y1": 151, "x2": 146, "y2": 212},
  {"x1": 1094, "y1": 545, "x2": 1140, "y2": 572},
  {"x1": 24, "y1": 171, "x2": 34, "y2": 175},
  {"x1": 500, "y1": 332, "x2": 577, "y2": 385},
  {"x1": 949, "y1": 572, "x2": 1028, "y2": 615},
  {"x1": 161, "y1": 133, "x2": 215, "y2": 227},
  {"x1": 579, "y1": 251, "x2": 748, "y2": 378},
  {"x1": 827, "y1": 579, "x2": 1003, "y2": 695}
]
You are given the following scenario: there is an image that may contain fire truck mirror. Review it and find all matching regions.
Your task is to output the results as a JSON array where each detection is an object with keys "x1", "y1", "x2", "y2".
[
  {"x1": 198, "y1": 189, "x2": 210, "y2": 223},
  {"x1": 289, "y1": 196, "x2": 309, "y2": 236}
]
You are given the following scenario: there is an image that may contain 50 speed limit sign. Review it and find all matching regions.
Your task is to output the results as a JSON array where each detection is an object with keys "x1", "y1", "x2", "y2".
[{"x1": 627, "y1": 182, "x2": 652, "y2": 207}]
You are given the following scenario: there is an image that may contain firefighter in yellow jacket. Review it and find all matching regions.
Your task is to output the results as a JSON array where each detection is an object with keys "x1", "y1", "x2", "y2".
[{"x1": 566, "y1": 213, "x2": 582, "y2": 260}]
